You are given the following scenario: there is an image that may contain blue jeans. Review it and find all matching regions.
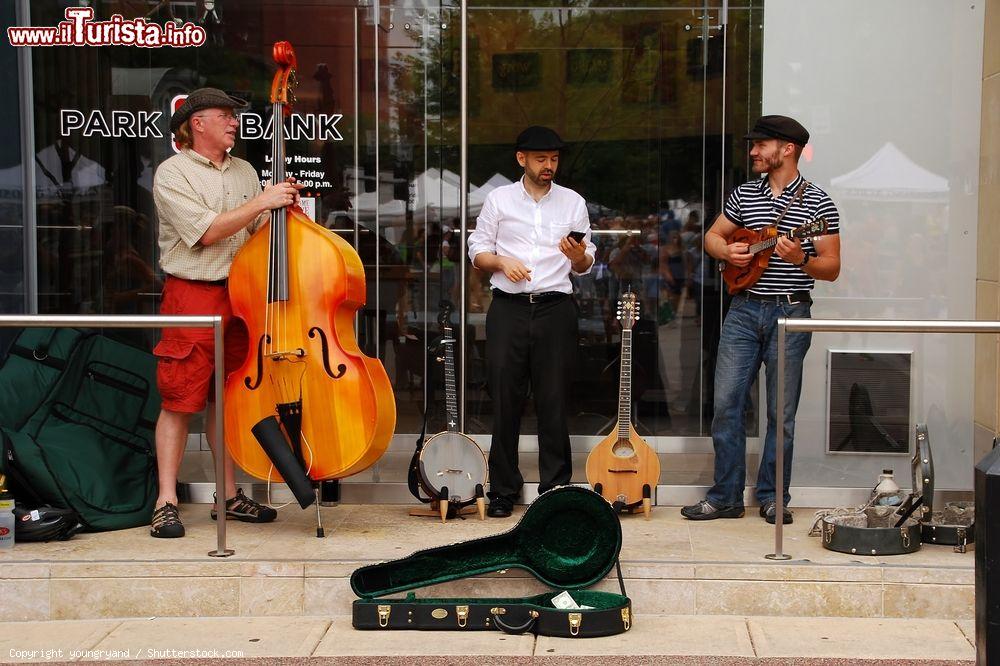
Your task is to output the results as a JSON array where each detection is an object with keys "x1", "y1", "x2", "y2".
[{"x1": 706, "y1": 295, "x2": 812, "y2": 508}]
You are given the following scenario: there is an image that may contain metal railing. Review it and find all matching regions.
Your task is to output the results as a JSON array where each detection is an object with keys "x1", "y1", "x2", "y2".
[
  {"x1": 770, "y1": 318, "x2": 1000, "y2": 560},
  {"x1": 0, "y1": 315, "x2": 232, "y2": 557}
]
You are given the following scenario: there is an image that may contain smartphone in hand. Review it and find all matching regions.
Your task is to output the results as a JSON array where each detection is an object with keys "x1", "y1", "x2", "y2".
[{"x1": 567, "y1": 231, "x2": 586, "y2": 243}]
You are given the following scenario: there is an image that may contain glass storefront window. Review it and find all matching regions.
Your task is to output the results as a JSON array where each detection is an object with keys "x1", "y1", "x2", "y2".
[
  {"x1": 57, "y1": 1, "x2": 1000, "y2": 497},
  {"x1": 0, "y1": 1, "x2": 24, "y2": 315}
]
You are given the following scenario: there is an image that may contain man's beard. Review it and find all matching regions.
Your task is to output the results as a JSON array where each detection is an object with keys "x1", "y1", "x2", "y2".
[
  {"x1": 529, "y1": 170, "x2": 553, "y2": 185},
  {"x1": 753, "y1": 155, "x2": 782, "y2": 173}
]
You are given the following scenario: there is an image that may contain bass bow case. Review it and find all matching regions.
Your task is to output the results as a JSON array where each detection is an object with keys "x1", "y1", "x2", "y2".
[{"x1": 351, "y1": 486, "x2": 632, "y2": 637}]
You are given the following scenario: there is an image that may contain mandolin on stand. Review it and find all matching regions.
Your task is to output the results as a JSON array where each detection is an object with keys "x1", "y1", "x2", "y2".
[{"x1": 586, "y1": 291, "x2": 661, "y2": 519}]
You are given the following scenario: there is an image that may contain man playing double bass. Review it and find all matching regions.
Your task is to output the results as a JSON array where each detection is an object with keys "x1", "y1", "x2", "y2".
[
  {"x1": 681, "y1": 115, "x2": 841, "y2": 525},
  {"x1": 150, "y1": 88, "x2": 302, "y2": 538}
]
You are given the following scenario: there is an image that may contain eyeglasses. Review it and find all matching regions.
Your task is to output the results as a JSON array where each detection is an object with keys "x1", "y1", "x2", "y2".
[{"x1": 194, "y1": 111, "x2": 240, "y2": 122}]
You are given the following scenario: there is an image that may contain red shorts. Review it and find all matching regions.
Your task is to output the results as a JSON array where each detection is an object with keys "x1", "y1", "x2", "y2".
[{"x1": 153, "y1": 276, "x2": 249, "y2": 413}]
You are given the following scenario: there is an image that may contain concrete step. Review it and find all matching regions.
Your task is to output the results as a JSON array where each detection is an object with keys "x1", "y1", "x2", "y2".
[{"x1": 0, "y1": 503, "x2": 974, "y2": 623}]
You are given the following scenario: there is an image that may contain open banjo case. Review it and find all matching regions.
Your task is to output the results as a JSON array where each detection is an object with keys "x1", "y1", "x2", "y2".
[
  {"x1": 352, "y1": 486, "x2": 632, "y2": 637},
  {"x1": 820, "y1": 424, "x2": 974, "y2": 555}
]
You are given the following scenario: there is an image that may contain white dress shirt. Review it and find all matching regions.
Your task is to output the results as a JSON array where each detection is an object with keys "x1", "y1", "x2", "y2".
[{"x1": 467, "y1": 177, "x2": 596, "y2": 294}]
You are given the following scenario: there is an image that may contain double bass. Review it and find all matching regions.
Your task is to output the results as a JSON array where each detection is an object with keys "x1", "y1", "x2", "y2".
[{"x1": 225, "y1": 41, "x2": 395, "y2": 507}]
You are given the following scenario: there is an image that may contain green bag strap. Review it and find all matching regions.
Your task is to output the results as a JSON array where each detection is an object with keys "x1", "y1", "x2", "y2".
[
  {"x1": 10, "y1": 328, "x2": 69, "y2": 370},
  {"x1": 1, "y1": 431, "x2": 47, "y2": 507}
]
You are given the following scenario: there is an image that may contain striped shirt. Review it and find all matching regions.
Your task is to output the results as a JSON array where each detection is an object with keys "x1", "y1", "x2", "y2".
[
  {"x1": 724, "y1": 173, "x2": 840, "y2": 295},
  {"x1": 153, "y1": 149, "x2": 266, "y2": 282}
]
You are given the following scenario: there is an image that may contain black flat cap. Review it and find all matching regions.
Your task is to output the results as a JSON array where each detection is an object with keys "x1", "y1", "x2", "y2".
[
  {"x1": 744, "y1": 115, "x2": 809, "y2": 146},
  {"x1": 169, "y1": 87, "x2": 248, "y2": 133},
  {"x1": 516, "y1": 126, "x2": 565, "y2": 151}
]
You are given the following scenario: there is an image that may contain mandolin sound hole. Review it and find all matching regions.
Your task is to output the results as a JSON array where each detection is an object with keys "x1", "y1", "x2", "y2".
[{"x1": 612, "y1": 440, "x2": 636, "y2": 458}]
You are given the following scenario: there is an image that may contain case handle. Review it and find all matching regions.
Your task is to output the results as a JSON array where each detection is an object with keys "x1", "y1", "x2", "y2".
[{"x1": 491, "y1": 608, "x2": 538, "y2": 635}]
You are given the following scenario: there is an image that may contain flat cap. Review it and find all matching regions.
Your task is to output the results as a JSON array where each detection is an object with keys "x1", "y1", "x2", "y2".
[
  {"x1": 744, "y1": 115, "x2": 809, "y2": 146},
  {"x1": 169, "y1": 87, "x2": 248, "y2": 133},
  {"x1": 515, "y1": 125, "x2": 565, "y2": 151}
]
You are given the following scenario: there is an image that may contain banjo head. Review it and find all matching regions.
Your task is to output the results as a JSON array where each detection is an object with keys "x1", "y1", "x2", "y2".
[{"x1": 419, "y1": 431, "x2": 488, "y2": 503}]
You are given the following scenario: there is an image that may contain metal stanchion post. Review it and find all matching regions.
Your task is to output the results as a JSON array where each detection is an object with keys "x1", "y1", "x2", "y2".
[
  {"x1": 208, "y1": 315, "x2": 233, "y2": 557},
  {"x1": 766, "y1": 318, "x2": 791, "y2": 560}
]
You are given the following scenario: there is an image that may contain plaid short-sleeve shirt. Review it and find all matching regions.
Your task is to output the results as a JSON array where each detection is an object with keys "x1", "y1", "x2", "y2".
[{"x1": 153, "y1": 149, "x2": 265, "y2": 281}]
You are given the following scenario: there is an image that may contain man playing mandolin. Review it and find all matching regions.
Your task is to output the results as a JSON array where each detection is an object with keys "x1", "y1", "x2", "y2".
[
  {"x1": 150, "y1": 88, "x2": 302, "y2": 538},
  {"x1": 681, "y1": 115, "x2": 841, "y2": 525}
]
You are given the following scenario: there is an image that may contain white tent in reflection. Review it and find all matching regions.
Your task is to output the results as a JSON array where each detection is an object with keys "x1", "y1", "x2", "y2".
[
  {"x1": 830, "y1": 142, "x2": 948, "y2": 203},
  {"x1": 337, "y1": 170, "x2": 518, "y2": 226},
  {"x1": 0, "y1": 143, "x2": 107, "y2": 203},
  {"x1": 470, "y1": 173, "x2": 514, "y2": 211}
]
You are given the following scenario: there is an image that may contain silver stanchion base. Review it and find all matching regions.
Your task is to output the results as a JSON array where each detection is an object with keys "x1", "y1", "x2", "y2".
[
  {"x1": 208, "y1": 549, "x2": 235, "y2": 558},
  {"x1": 764, "y1": 553, "x2": 792, "y2": 560}
]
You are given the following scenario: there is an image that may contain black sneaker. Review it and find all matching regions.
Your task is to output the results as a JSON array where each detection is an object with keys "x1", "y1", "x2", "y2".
[
  {"x1": 486, "y1": 495, "x2": 514, "y2": 518},
  {"x1": 211, "y1": 489, "x2": 277, "y2": 523},
  {"x1": 680, "y1": 499, "x2": 745, "y2": 520},
  {"x1": 150, "y1": 503, "x2": 185, "y2": 538},
  {"x1": 760, "y1": 501, "x2": 793, "y2": 525}
]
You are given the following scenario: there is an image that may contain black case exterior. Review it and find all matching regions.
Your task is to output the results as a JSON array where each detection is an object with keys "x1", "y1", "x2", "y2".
[
  {"x1": 914, "y1": 425, "x2": 974, "y2": 550},
  {"x1": 975, "y1": 440, "x2": 1000, "y2": 661},
  {"x1": 351, "y1": 486, "x2": 632, "y2": 638},
  {"x1": 820, "y1": 517, "x2": 921, "y2": 556},
  {"x1": 353, "y1": 594, "x2": 631, "y2": 637}
]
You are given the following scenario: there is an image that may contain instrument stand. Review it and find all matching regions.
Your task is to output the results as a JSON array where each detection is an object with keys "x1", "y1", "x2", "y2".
[
  {"x1": 314, "y1": 485, "x2": 325, "y2": 538},
  {"x1": 595, "y1": 483, "x2": 654, "y2": 520},
  {"x1": 409, "y1": 485, "x2": 487, "y2": 523}
]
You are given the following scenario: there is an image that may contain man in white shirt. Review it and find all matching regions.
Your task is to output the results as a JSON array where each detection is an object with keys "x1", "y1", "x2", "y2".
[{"x1": 467, "y1": 126, "x2": 596, "y2": 517}]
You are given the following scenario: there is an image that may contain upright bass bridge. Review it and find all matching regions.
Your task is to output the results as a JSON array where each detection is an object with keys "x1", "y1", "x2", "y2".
[{"x1": 267, "y1": 348, "x2": 306, "y2": 361}]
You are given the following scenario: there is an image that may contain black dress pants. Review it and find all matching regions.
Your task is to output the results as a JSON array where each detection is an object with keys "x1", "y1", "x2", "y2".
[{"x1": 485, "y1": 293, "x2": 578, "y2": 500}]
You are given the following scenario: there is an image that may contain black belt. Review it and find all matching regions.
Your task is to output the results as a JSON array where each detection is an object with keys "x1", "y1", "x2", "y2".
[
  {"x1": 167, "y1": 275, "x2": 227, "y2": 287},
  {"x1": 742, "y1": 291, "x2": 812, "y2": 305},
  {"x1": 492, "y1": 289, "x2": 569, "y2": 304}
]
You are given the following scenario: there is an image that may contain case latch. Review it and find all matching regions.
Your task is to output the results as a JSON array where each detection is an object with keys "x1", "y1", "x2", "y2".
[
  {"x1": 621, "y1": 607, "x2": 631, "y2": 631},
  {"x1": 568, "y1": 612, "x2": 582, "y2": 636},
  {"x1": 377, "y1": 604, "x2": 391, "y2": 628},
  {"x1": 955, "y1": 527, "x2": 968, "y2": 554},
  {"x1": 824, "y1": 522, "x2": 834, "y2": 544},
  {"x1": 901, "y1": 527, "x2": 910, "y2": 549},
  {"x1": 456, "y1": 605, "x2": 469, "y2": 628}
]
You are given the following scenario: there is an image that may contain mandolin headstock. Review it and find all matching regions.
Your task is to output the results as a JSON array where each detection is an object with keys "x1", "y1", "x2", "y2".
[
  {"x1": 616, "y1": 291, "x2": 639, "y2": 331},
  {"x1": 270, "y1": 41, "x2": 298, "y2": 117},
  {"x1": 793, "y1": 217, "x2": 828, "y2": 241}
]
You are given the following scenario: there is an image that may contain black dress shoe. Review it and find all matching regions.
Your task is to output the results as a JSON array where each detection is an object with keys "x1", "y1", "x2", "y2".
[
  {"x1": 486, "y1": 496, "x2": 513, "y2": 518},
  {"x1": 760, "y1": 501, "x2": 793, "y2": 525},
  {"x1": 680, "y1": 499, "x2": 745, "y2": 520}
]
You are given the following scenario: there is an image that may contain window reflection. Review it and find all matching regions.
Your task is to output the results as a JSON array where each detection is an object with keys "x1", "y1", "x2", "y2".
[{"x1": 17, "y1": 0, "x2": 763, "y2": 448}]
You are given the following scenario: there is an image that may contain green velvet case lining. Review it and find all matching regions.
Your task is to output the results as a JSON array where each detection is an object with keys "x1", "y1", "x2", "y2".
[
  {"x1": 371, "y1": 590, "x2": 628, "y2": 610},
  {"x1": 352, "y1": 486, "x2": 623, "y2": 598}
]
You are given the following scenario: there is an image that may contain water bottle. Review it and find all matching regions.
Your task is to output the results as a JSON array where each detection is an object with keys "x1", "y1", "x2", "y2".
[
  {"x1": 873, "y1": 469, "x2": 902, "y2": 506},
  {"x1": 0, "y1": 474, "x2": 15, "y2": 549}
]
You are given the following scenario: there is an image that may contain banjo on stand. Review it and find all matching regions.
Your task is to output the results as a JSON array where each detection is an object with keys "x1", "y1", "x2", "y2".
[{"x1": 408, "y1": 302, "x2": 488, "y2": 522}]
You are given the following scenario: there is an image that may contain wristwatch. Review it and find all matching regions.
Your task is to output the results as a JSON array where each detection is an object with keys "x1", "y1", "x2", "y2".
[{"x1": 795, "y1": 253, "x2": 810, "y2": 268}]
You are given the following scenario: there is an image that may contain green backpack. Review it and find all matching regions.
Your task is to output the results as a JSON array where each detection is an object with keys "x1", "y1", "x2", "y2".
[{"x1": 0, "y1": 329, "x2": 160, "y2": 531}]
